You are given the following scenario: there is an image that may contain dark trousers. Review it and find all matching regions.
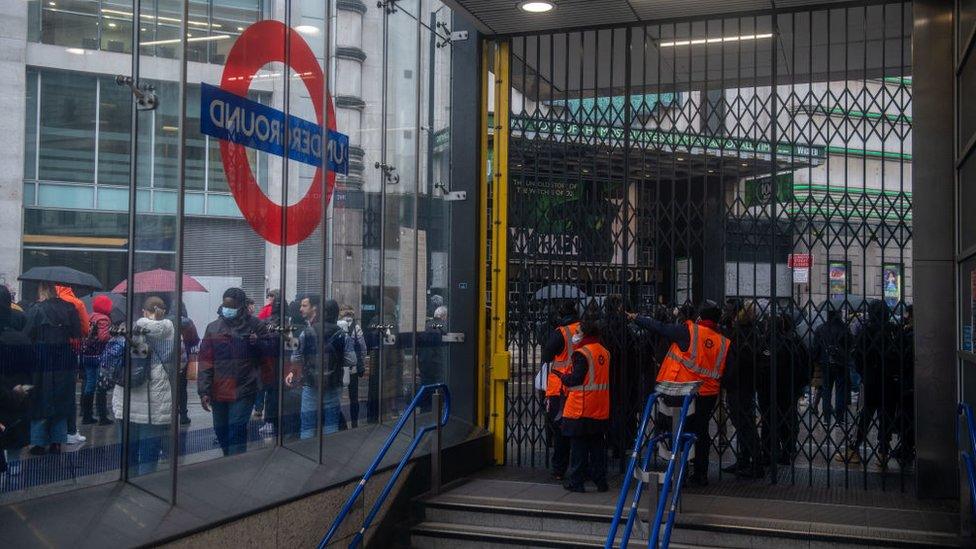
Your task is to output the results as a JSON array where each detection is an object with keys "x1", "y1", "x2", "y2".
[
  {"x1": 658, "y1": 394, "x2": 716, "y2": 479},
  {"x1": 726, "y1": 387, "x2": 760, "y2": 467},
  {"x1": 179, "y1": 371, "x2": 189, "y2": 416},
  {"x1": 565, "y1": 433, "x2": 607, "y2": 488},
  {"x1": 545, "y1": 395, "x2": 569, "y2": 476},
  {"x1": 212, "y1": 394, "x2": 256, "y2": 456},
  {"x1": 347, "y1": 374, "x2": 359, "y2": 426}
]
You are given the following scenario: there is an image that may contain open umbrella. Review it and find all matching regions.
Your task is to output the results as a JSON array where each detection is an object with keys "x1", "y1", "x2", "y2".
[
  {"x1": 111, "y1": 269, "x2": 208, "y2": 294},
  {"x1": 533, "y1": 284, "x2": 587, "y2": 301},
  {"x1": 18, "y1": 266, "x2": 103, "y2": 290},
  {"x1": 80, "y1": 292, "x2": 127, "y2": 324}
]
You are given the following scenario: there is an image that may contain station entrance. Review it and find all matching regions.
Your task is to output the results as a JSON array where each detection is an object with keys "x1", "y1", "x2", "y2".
[{"x1": 491, "y1": 2, "x2": 915, "y2": 491}]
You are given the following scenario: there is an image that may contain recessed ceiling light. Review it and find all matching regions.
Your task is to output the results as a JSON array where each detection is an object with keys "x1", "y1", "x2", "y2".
[
  {"x1": 296, "y1": 25, "x2": 319, "y2": 35},
  {"x1": 108, "y1": 22, "x2": 117, "y2": 28},
  {"x1": 676, "y1": 157, "x2": 685, "y2": 161},
  {"x1": 65, "y1": 47, "x2": 85, "y2": 55},
  {"x1": 519, "y1": 1, "x2": 554, "y2": 13}
]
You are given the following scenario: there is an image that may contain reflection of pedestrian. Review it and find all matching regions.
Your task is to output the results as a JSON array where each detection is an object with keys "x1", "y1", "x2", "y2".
[
  {"x1": 339, "y1": 305, "x2": 366, "y2": 428},
  {"x1": 197, "y1": 288, "x2": 271, "y2": 456},
  {"x1": 418, "y1": 306, "x2": 448, "y2": 412},
  {"x1": 286, "y1": 297, "x2": 354, "y2": 437},
  {"x1": 24, "y1": 282, "x2": 80, "y2": 455},
  {"x1": 0, "y1": 286, "x2": 32, "y2": 475},
  {"x1": 80, "y1": 296, "x2": 113, "y2": 426},
  {"x1": 114, "y1": 297, "x2": 173, "y2": 476},
  {"x1": 722, "y1": 302, "x2": 763, "y2": 477},
  {"x1": 55, "y1": 285, "x2": 88, "y2": 446}
]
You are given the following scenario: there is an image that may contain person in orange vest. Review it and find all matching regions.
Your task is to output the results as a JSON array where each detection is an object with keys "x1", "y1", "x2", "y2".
[
  {"x1": 552, "y1": 305, "x2": 609, "y2": 493},
  {"x1": 540, "y1": 300, "x2": 580, "y2": 481},
  {"x1": 628, "y1": 300, "x2": 729, "y2": 487}
]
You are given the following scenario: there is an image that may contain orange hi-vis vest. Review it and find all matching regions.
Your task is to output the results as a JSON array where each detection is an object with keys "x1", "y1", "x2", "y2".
[
  {"x1": 546, "y1": 322, "x2": 580, "y2": 398},
  {"x1": 562, "y1": 342, "x2": 610, "y2": 421},
  {"x1": 656, "y1": 320, "x2": 729, "y2": 396}
]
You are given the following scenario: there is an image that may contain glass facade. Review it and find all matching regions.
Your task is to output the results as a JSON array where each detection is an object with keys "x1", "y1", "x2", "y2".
[{"x1": 2, "y1": 0, "x2": 466, "y2": 507}]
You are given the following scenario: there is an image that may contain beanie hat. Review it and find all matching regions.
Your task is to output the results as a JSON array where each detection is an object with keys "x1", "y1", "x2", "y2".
[{"x1": 93, "y1": 295, "x2": 113, "y2": 316}]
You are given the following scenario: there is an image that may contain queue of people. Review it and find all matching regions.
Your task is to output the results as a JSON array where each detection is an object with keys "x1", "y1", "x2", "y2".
[
  {"x1": 0, "y1": 278, "x2": 450, "y2": 483},
  {"x1": 539, "y1": 295, "x2": 916, "y2": 491}
]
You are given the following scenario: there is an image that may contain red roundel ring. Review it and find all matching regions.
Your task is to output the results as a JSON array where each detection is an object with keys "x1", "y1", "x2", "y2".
[{"x1": 219, "y1": 20, "x2": 336, "y2": 245}]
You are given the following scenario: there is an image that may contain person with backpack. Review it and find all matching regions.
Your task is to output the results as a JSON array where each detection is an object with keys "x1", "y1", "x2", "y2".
[
  {"x1": 111, "y1": 296, "x2": 174, "y2": 476},
  {"x1": 338, "y1": 304, "x2": 366, "y2": 428},
  {"x1": 197, "y1": 288, "x2": 272, "y2": 456},
  {"x1": 23, "y1": 282, "x2": 81, "y2": 455},
  {"x1": 286, "y1": 296, "x2": 355, "y2": 438},
  {"x1": 80, "y1": 295, "x2": 113, "y2": 426}
]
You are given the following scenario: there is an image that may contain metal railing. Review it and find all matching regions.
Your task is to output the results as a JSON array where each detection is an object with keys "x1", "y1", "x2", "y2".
[
  {"x1": 959, "y1": 402, "x2": 976, "y2": 520},
  {"x1": 606, "y1": 382, "x2": 699, "y2": 549},
  {"x1": 319, "y1": 383, "x2": 451, "y2": 549}
]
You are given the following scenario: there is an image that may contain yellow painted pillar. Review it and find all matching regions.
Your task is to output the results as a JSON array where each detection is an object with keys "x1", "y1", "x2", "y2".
[{"x1": 488, "y1": 40, "x2": 511, "y2": 464}]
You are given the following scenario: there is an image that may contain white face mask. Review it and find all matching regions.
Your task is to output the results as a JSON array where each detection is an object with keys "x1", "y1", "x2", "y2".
[{"x1": 337, "y1": 319, "x2": 350, "y2": 331}]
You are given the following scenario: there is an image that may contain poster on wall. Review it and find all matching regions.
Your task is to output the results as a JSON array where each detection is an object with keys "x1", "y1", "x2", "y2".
[
  {"x1": 883, "y1": 264, "x2": 901, "y2": 306},
  {"x1": 828, "y1": 262, "x2": 847, "y2": 297}
]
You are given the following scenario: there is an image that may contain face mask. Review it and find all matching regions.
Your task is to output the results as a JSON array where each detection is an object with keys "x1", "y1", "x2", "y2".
[
  {"x1": 220, "y1": 306, "x2": 239, "y2": 320},
  {"x1": 337, "y1": 319, "x2": 350, "y2": 331}
]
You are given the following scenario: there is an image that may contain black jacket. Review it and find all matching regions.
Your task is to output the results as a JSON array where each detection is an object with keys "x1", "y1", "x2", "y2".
[{"x1": 197, "y1": 313, "x2": 273, "y2": 402}]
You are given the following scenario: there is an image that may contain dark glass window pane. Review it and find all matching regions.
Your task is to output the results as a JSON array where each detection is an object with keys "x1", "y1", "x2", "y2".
[
  {"x1": 186, "y1": 85, "x2": 206, "y2": 190},
  {"x1": 24, "y1": 69, "x2": 38, "y2": 180},
  {"x1": 962, "y1": 153, "x2": 976, "y2": 252},
  {"x1": 153, "y1": 80, "x2": 180, "y2": 188},
  {"x1": 98, "y1": 76, "x2": 132, "y2": 185},
  {"x1": 40, "y1": 5, "x2": 98, "y2": 49},
  {"x1": 100, "y1": 16, "x2": 132, "y2": 53},
  {"x1": 38, "y1": 70, "x2": 96, "y2": 183}
]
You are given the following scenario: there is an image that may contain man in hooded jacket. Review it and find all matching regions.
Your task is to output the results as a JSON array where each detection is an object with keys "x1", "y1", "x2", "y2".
[{"x1": 197, "y1": 288, "x2": 273, "y2": 456}]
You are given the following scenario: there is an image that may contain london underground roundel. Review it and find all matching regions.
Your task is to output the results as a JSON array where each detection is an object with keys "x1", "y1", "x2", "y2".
[{"x1": 200, "y1": 20, "x2": 349, "y2": 246}]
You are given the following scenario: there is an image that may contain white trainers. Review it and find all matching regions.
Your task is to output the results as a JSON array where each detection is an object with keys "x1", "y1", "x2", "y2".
[
  {"x1": 66, "y1": 433, "x2": 86, "y2": 444},
  {"x1": 258, "y1": 423, "x2": 275, "y2": 436}
]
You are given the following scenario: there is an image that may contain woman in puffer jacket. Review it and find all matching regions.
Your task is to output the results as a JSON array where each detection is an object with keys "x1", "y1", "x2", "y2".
[{"x1": 113, "y1": 296, "x2": 174, "y2": 476}]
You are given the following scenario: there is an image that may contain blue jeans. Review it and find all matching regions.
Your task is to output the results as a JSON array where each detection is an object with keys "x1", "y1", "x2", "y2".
[
  {"x1": 81, "y1": 355, "x2": 100, "y2": 396},
  {"x1": 118, "y1": 421, "x2": 167, "y2": 477},
  {"x1": 211, "y1": 395, "x2": 256, "y2": 456},
  {"x1": 30, "y1": 417, "x2": 67, "y2": 447},
  {"x1": 300, "y1": 385, "x2": 342, "y2": 439}
]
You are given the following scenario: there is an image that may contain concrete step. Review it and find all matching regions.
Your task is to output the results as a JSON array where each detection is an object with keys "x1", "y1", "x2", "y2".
[
  {"x1": 410, "y1": 521, "x2": 707, "y2": 549},
  {"x1": 413, "y1": 490, "x2": 962, "y2": 548}
]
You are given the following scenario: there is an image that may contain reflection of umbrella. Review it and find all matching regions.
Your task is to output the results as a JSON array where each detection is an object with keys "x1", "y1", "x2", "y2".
[
  {"x1": 81, "y1": 292, "x2": 127, "y2": 324},
  {"x1": 18, "y1": 266, "x2": 103, "y2": 290},
  {"x1": 533, "y1": 284, "x2": 586, "y2": 301},
  {"x1": 111, "y1": 269, "x2": 208, "y2": 294}
]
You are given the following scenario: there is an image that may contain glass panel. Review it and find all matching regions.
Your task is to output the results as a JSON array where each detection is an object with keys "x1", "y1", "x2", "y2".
[
  {"x1": 962, "y1": 0, "x2": 976, "y2": 59},
  {"x1": 417, "y1": 4, "x2": 451, "y2": 418},
  {"x1": 124, "y1": 0, "x2": 178, "y2": 498},
  {"x1": 962, "y1": 256, "x2": 976, "y2": 352},
  {"x1": 38, "y1": 71, "x2": 96, "y2": 183},
  {"x1": 37, "y1": 183, "x2": 94, "y2": 209},
  {"x1": 179, "y1": 3, "x2": 285, "y2": 483},
  {"x1": 962, "y1": 153, "x2": 976, "y2": 252},
  {"x1": 961, "y1": 53, "x2": 976, "y2": 154},
  {"x1": 40, "y1": 5, "x2": 99, "y2": 49},
  {"x1": 381, "y1": 4, "x2": 420, "y2": 429}
]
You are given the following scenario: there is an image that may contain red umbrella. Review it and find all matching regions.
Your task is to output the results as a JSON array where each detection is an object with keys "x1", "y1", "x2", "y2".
[{"x1": 112, "y1": 269, "x2": 208, "y2": 294}]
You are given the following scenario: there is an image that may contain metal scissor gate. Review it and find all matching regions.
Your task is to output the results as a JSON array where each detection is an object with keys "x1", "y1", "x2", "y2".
[{"x1": 497, "y1": 1, "x2": 915, "y2": 492}]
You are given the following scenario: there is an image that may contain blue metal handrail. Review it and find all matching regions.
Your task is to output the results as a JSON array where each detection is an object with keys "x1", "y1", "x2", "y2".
[
  {"x1": 319, "y1": 383, "x2": 451, "y2": 549},
  {"x1": 958, "y1": 402, "x2": 976, "y2": 518},
  {"x1": 605, "y1": 389, "x2": 697, "y2": 549}
]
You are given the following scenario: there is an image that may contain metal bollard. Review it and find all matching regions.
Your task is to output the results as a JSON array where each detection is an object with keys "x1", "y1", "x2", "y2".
[{"x1": 431, "y1": 388, "x2": 443, "y2": 495}]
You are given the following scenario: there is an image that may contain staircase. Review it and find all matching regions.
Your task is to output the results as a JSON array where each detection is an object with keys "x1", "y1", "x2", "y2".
[{"x1": 408, "y1": 476, "x2": 963, "y2": 548}]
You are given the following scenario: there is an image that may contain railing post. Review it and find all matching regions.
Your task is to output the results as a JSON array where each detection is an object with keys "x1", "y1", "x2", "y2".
[{"x1": 431, "y1": 388, "x2": 443, "y2": 495}]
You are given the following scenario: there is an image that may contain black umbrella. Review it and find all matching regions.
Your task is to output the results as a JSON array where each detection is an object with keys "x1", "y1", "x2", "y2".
[
  {"x1": 18, "y1": 266, "x2": 103, "y2": 290},
  {"x1": 81, "y1": 292, "x2": 127, "y2": 324}
]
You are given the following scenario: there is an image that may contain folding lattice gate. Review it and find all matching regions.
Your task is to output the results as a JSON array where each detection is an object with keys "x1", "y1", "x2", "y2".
[{"x1": 502, "y1": 1, "x2": 915, "y2": 491}]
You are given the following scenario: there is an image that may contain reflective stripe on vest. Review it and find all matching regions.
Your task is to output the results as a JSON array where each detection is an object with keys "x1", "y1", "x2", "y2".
[
  {"x1": 664, "y1": 323, "x2": 724, "y2": 380},
  {"x1": 564, "y1": 346, "x2": 610, "y2": 392}
]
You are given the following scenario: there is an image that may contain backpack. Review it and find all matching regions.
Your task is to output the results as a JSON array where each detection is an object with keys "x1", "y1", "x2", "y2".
[
  {"x1": 99, "y1": 336, "x2": 126, "y2": 390},
  {"x1": 100, "y1": 336, "x2": 152, "y2": 389},
  {"x1": 322, "y1": 328, "x2": 346, "y2": 388}
]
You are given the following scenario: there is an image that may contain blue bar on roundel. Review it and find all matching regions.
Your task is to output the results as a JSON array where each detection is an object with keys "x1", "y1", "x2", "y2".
[{"x1": 200, "y1": 82, "x2": 348, "y2": 175}]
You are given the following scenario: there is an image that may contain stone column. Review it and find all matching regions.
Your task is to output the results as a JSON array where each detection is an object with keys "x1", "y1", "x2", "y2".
[{"x1": 0, "y1": 1, "x2": 27, "y2": 291}]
